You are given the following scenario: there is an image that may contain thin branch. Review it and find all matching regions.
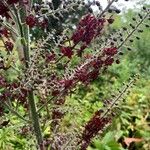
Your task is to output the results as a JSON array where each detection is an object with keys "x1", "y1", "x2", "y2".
[
  {"x1": 101, "y1": 77, "x2": 136, "y2": 119},
  {"x1": 117, "y1": 11, "x2": 149, "y2": 49},
  {"x1": 98, "y1": 0, "x2": 116, "y2": 18},
  {"x1": 3, "y1": 102, "x2": 30, "y2": 123}
]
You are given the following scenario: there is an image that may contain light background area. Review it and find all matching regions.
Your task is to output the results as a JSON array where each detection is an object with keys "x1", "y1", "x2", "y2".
[
  {"x1": 89, "y1": 0, "x2": 150, "y2": 10},
  {"x1": 44, "y1": 0, "x2": 150, "y2": 10}
]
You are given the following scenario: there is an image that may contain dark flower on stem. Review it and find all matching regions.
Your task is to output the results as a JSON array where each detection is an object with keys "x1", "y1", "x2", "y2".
[
  {"x1": 11, "y1": 82, "x2": 20, "y2": 89},
  {"x1": 75, "y1": 68, "x2": 89, "y2": 83},
  {"x1": 26, "y1": 14, "x2": 37, "y2": 28},
  {"x1": 0, "y1": 90, "x2": 11, "y2": 101},
  {"x1": 104, "y1": 57, "x2": 114, "y2": 66},
  {"x1": 54, "y1": 99, "x2": 65, "y2": 105},
  {"x1": 0, "y1": 76, "x2": 6, "y2": 88},
  {"x1": 0, "y1": 120, "x2": 10, "y2": 127},
  {"x1": 80, "y1": 110, "x2": 111, "y2": 150},
  {"x1": 7, "y1": 0, "x2": 19, "y2": 5},
  {"x1": 88, "y1": 69, "x2": 99, "y2": 80},
  {"x1": 71, "y1": 28, "x2": 84, "y2": 44},
  {"x1": 46, "y1": 53, "x2": 55, "y2": 62},
  {"x1": 17, "y1": 88, "x2": 28, "y2": 103},
  {"x1": 52, "y1": 90, "x2": 60, "y2": 96},
  {"x1": 61, "y1": 47, "x2": 74, "y2": 58},
  {"x1": 71, "y1": 14, "x2": 106, "y2": 45},
  {"x1": 104, "y1": 47, "x2": 117, "y2": 56},
  {"x1": 0, "y1": 2, "x2": 10, "y2": 18},
  {"x1": 59, "y1": 79, "x2": 73, "y2": 89},
  {"x1": 52, "y1": 109, "x2": 64, "y2": 120},
  {"x1": 51, "y1": 109, "x2": 65, "y2": 130},
  {"x1": 5, "y1": 41, "x2": 14, "y2": 51},
  {"x1": 92, "y1": 58, "x2": 103, "y2": 69},
  {"x1": 9, "y1": 82, "x2": 28, "y2": 104},
  {"x1": 0, "y1": 28, "x2": 10, "y2": 37},
  {"x1": 39, "y1": 17, "x2": 49, "y2": 29}
]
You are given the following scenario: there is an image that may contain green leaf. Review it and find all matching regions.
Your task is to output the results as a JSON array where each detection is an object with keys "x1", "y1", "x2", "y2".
[{"x1": 102, "y1": 132, "x2": 115, "y2": 144}]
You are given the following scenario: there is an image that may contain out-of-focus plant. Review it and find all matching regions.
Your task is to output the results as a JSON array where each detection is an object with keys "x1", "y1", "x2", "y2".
[{"x1": 0, "y1": 0, "x2": 149, "y2": 149}]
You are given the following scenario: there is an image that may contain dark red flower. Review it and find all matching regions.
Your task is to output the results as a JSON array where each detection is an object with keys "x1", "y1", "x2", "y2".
[
  {"x1": 17, "y1": 88, "x2": 28, "y2": 102},
  {"x1": 0, "y1": 28, "x2": 10, "y2": 37},
  {"x1": 59, "y1": 79, "x2": 73, "y2": 89},
  {"x1": 0, "y1": 76, "x2": 6, "y2": 88},
  {"x1": 26, "y1": 14, "x2": 37, "y2": 28},
  {"x1": 61, "y1": 47, "x2": 73, "y2": 58},
  {"x1": 89, "y1": 69, "x2": 99, "y2": 80},
  {"x1": 54, "y1": 99, "x2": 65, "y2": 105},
  {"x1": 5, "y1": 41, "x2": 14, "y2": 51},
  {"x1": 11, "y1": 82, "x2": 20, "y2": 89},
  {"x1": 71, "y1": 28, "x2": 84, "y2": 44},
  {"x1": 80, "y1": 15, "x2": 97, "y2": 44},
  {"x1": 92, "y1": 58, "x2": 103, "y2": 69},
  {"x1": 39, "y1": 17, "x2": 49, "y2": 29},
  {"x1": 46, "y1": 53, "x2": 55, "y2": 62},
  {"x1": 104, "y1": 47, "x2": 117, "y2": 56},
  {"x1": 0, "y1": 2, "x2": 10, "y2": 18},
  {"x1": 52, "y1": 109, "x2": 64, "y2": 120},
  {"x1": 80, "y1": 110, "x2": 111, "y2": 150},
  {"x1": 79, "y1": 14, "x2": 97, "y2": 27},
  {"x1": 75, "y1": 68, "x2": 89, "y2": 83},
  {"x1": 0, "y1": 90, "x2": 11, "y2": 101},
  {"x1": 51, "y1": 109, "x2": 65, "y2": 129},
  {"x1": 104, "y1": 57, "x2": 114, "y2": 66},
  {"x1": 52, "y1": 90, "x2": 60, "y2": 96},
  {"x1": 7, "y1": 0, "x2": 19, "y2": 5},
  {"x1": 71, "y1": 14, "x2": 105, "y2": 45}
]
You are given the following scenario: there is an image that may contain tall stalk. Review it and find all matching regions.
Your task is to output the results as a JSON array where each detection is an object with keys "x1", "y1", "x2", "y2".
[
  {"x1": 25, "y1": 25, "x2": 43, "y2": 148},
  {"x1": 28, "y1": 90, "x2": 43, "y2": 147},
  {"x1": 13, "y1": 7, "x2": 43, "y2": 147}
]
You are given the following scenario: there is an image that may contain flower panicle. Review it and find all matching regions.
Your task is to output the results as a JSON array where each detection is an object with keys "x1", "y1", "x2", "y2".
[{"x1": 79, "y1": 74, "x2": 139, "y2": 150}]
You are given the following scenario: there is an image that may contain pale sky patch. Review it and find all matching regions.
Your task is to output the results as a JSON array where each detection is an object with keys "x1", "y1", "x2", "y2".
[
  {"x1": 44, "y1": 0, "x2": 150, "y2": 11},
  {"x1": 88, "y1": 0, "x2": 150, "y2": 11}
]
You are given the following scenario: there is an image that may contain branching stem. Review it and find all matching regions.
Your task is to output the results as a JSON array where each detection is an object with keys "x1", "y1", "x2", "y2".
[{"x1": 13, "y1": 6, "x2": 43, "y2": 148}]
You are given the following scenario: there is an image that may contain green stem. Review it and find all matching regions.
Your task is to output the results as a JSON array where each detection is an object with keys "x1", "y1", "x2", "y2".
[
  {"x1": 25, "y1": 25, "x2": 43, "y2": 147},
  {"x1": 13, "y1": 6, "x2": 29, "y2": 67},
  {"x1": 14, "y1": 7, "x2": 43, "y2": 147},
  {"x1": 28, "y1": 91, "x2": 43, "y2": 146}
]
